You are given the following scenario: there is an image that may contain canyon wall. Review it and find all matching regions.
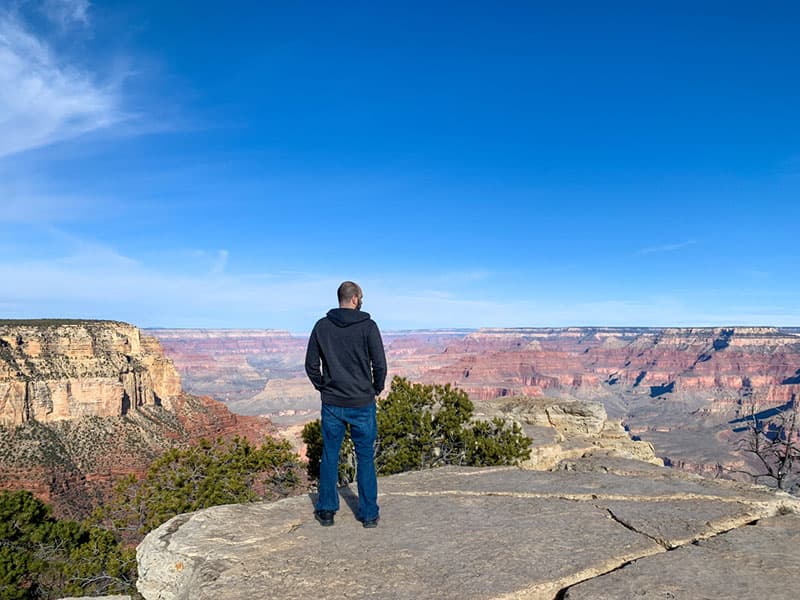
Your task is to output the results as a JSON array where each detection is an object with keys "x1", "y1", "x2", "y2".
[
  {"x1": 419, "y1": 327, "x2": 800, "y2": 406},
  {"x1": 0, "y1": 320, "x2": 182, "y2": 426},
  {"x1": 149, "y1": 326, "x2": 800, "y2": 481},
  {"x1": 0, "y1": 320, "x2": 276, "y2": 517},
  {"x1": 150, "y1": 326, "x2": 800, "y2": 419}
]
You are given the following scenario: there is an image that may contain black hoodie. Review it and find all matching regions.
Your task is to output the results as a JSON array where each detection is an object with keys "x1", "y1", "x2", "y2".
[{"x1": 304, "y1": 308, "x2": 387, "y2": 407}]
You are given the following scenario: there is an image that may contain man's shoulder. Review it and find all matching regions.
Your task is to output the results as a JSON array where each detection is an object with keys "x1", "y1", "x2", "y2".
[
  {"x1": 366, "y1": 319, "x2": 383, "y2": 335},
  {"x1": 311, "y1": 316, "x2": 330, "y2": 331}
]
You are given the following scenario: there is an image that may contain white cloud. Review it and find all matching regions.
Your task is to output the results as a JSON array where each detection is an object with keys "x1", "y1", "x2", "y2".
[
  {"x1": 42, "y1": 0, "x2": 90, "y2": 28},
  {"x1": 0, "y1": 229, "x2": 796, "y2": 331},
  {"x1": 0, "y1": 193, "x2": 100, "y2": 223},
  {"x1": 638, "y1": 240, "x2": 697, "y2": 255},
  {"x1": 0, "y1": 7, "x2": 124, "y2": 158},
  {"x1": 0, "y1": 230, "x2": 342, "y2": 329},
  {"x1": 210, "y1": 250, "x2": 229, "y2": 275}
]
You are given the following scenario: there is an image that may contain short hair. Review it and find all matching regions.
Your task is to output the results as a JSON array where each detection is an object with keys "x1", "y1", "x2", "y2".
[{"x1": 337, "y1": 281, "x2": 362, "y2": 304}]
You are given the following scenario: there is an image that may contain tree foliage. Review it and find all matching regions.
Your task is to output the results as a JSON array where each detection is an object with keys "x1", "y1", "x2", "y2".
[
  {"x1": 302, "y1": 376, "x2": 531, "y2": 481},
  {"x1": 0, "y1": 490, "x2": 136, "y2": 599},
  {"x1": 95, "y1": 436, "x2": 303, "y2": 539},
  {"x1": 1, "y1": 436, "x2": 303, "y2": 598}
]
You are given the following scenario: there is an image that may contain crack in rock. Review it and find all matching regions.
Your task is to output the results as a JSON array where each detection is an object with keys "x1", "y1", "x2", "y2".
[
  {"x1": 552, "y1": 515, "x2": 763, "y2": 600},
  {"x1": 381, "y1": 489, "x2": 778, "y2": 507},
  {"x1": 602, "y1": 505, "x2": 668, "y2": 548}
]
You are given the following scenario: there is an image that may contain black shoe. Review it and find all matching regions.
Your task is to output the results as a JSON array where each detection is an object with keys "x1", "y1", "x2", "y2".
[
  {"x1": 362, "y1": 516, "x2": 379, "y2": 529},
  {"x1": 314, "y1": 510, "x2": 335, "y2": 526}
]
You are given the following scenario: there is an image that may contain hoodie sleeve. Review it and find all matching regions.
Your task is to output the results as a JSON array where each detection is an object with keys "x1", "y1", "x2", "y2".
[
  {"x1": 304, "y1": 327, "x2": 324, "y2": 390},
  {"x1": 368, "y1": 321, "x2": 387, "y2": 395}
]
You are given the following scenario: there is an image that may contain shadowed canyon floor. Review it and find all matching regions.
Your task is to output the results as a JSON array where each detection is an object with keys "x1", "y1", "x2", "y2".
[{"x1": 136, "y1": 458, "x2": 800, "y2": 600}]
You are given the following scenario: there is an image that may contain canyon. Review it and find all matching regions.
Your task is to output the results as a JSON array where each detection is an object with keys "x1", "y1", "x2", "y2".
[
  {"x1": 0, "y1": 320, "x2": 277, "y2": 517},
  {"x1": 4, "y1": 321, "x2": 796, "y2": 517},
  {"x1": 150, "y1": 326, "x2": 800, "y2": 484}
]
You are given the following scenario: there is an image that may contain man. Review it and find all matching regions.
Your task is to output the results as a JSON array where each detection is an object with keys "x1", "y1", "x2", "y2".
[{"x1": 305, "y1": 281, "x2": 387, "y2": 528}]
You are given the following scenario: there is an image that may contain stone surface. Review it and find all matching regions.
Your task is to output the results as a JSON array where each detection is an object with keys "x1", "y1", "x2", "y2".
[
  {"x1": 564, "y1": 513, "x2": 800, "y2": 599},
  {"x1": 477, "y1": 396, "x2": 662, "y2": 469},
  {"x1": 136, "y1": 459, "x2": 800, "y2": 600},
  {"x1": 58, "y1": 596, "x2": 131, "y2": 600}
]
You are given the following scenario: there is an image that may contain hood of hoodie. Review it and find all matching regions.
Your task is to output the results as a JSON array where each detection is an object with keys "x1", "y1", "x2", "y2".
[{"x1": 326, "y1": 308, "x2": 372, "y2": 327}]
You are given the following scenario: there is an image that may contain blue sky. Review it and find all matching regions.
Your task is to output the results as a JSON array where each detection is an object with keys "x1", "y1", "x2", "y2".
[{"x1": 1, "y1": 1, "x2": 799, "y2": 331}]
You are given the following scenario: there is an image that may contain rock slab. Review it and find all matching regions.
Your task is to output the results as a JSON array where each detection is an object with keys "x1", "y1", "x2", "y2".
[
  {"x1": 564, "y1": 514, "x2": 800, "y2": 599},
  {"x1": 137, "y1": 459, "x2": 800, "y2": 600}
]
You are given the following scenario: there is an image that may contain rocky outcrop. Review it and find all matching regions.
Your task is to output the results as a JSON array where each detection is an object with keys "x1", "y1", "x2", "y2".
[
  {"x1": 0, "y1": 320, "x2": 182, "y2": 426},
  {"x1": 477, "y1": 397, "x2": 662, "y2": 469},
  {"x1": 136, "y1": 458, "x2": 800, "y2": 600},
  {"x1": 0, "y1": 321, "x2": 276, "y2": 518}
]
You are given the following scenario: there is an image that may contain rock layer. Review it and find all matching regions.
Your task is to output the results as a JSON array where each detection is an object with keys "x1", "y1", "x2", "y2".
[
  {"x1": 0, "y1": 320, "x2": 182, "y2": 425},
  {"x1": 136, "y1": 458, "x2": 800, "y2": 600},
  {"x1": 0, "y1": 321, "x2": 276, "y2": 517}
]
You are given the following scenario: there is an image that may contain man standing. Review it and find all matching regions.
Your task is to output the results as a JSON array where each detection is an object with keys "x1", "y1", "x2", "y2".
[{"x1": 305, "y1": 281, "x2": 387, "y2": 528}]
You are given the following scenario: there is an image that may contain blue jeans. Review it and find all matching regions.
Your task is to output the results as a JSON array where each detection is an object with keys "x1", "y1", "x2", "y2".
[{"x1": 316, "y1": 402, "x2": 379, "y2": 522}]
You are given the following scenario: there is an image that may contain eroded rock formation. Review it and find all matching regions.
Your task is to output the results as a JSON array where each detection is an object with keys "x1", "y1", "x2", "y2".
[
  {"x1": 0, "y1": 320, "x2": 276, "y2": 517},
  {"x1": 0, "y1": 320, "x2": 182, "y2": 425},
  {"x1": 478, "y1": 396, "x2": 662, "y2": 469}
]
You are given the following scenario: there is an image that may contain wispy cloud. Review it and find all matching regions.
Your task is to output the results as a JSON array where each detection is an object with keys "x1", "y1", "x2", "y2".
[
  {"x1": 42, "y1": 0, "x2": 90, "y2": 28},
  {"x1": 638, "y1": 240, "x2": 697, "y2": 255},
  {"x1": 0, "y1": 192, "x2": 102, "y2": 223},
  {"x1": 0, "y1": 228, "x2": 796, "y2": 331},
  {"x1": 0, "y1": 4, "x2": 125, "y2": 158},
  {"x1": 0, "y1": 229, "x2": 340, "y2": 329},
  {"x1": 210, "y1": 250, "x2": 229, "y2": 275}
]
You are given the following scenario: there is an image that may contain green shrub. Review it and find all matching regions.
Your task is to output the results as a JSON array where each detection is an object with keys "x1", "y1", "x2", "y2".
[
  {"x1": 95, "y1": 436, "x2": 302, "y2": 539},
  {"x1": 0, "y1": 490, "x2": 136, "y2": 599},
  {"x1": 303, "y1": 376, "x2": 531, "y2": 480}
]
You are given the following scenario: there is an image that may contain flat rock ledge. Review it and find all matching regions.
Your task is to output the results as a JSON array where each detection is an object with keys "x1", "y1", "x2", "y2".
[
  {"x1": 137, "y1": 457, "x2": 800, "y2": 600},
  {"x1": 57, "y1": 596, "x2": 131, "y2": 600}
]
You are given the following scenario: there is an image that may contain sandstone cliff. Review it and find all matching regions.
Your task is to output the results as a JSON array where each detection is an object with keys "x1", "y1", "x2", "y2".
[
  {"x1": 0, "y1": 320, "x2": 276, "y2": 517},
  {"x1": 136, "y1": 457, "x2": 800, "y2": 600},
  {"x1": 0, "y1": 320, "x2": 182, "y2": 426}
]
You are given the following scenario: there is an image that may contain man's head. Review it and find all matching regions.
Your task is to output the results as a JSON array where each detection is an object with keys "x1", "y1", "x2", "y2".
[{"x1": 337, "y1": 281, "x2": 363, "y2": 310}]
